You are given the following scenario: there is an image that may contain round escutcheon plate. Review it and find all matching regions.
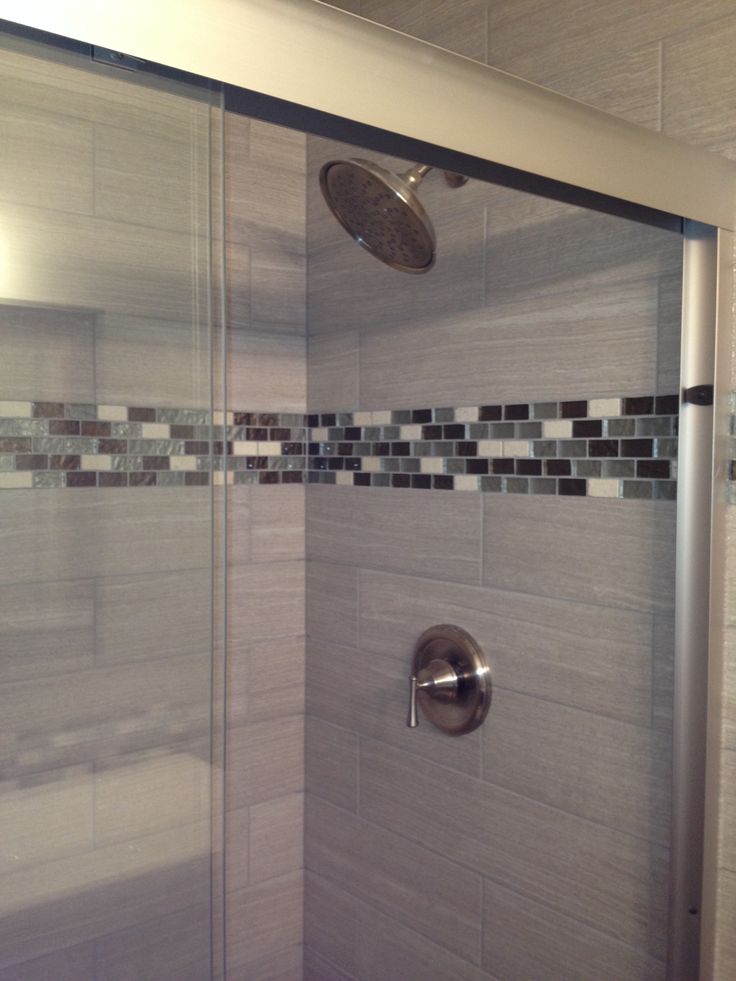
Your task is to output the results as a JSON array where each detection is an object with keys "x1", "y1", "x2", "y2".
[{"x1": 412, "y1": 624, "x2": 492, "y2": 735}]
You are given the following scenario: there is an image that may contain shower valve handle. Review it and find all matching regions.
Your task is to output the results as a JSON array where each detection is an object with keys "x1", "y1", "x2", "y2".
[{"x1": 406, "y1": 659, "x2": 459, "y2": 728}]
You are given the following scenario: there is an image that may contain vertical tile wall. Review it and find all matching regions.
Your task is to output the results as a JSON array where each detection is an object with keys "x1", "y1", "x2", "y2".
[
  {"x1": 223, "y1": 113, "x2": 307, "y2": 981},
  {"x1": 311, "y1": 4, "x2": 736, "y2": 979},
  {"x1": 0, "y1": 40, "x2": 216, "y2": 979}
]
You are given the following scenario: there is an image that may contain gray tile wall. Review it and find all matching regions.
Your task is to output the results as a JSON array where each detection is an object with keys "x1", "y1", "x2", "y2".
[
  {"x1": 223, "y1": 113, "x2": 307, "y2": 980},
  {"x1": 304, "y1": 0, "x2": 736, "y2": 978}
]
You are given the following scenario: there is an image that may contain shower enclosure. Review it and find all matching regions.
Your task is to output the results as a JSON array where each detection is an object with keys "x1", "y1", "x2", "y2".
[{"x1": 0, "y1": 3, "x2": 734, "y2": 980}]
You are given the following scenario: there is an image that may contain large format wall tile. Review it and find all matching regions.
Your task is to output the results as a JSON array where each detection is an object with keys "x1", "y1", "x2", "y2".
[
  {"x1": 486, "y1": 0, "x2": 728, "y2": 83},
  {"x1": 305, "y1": 870, "x2": 495, "y2": 981},
  {"x1": 94, "y1": 313, "x2": 210, "y2": 409},
  {"x1": 225, "y1": 871, "x2": 303, "y2": 973},
  {"x1": 95, "y1": 569, "x2": 211, "y2": 664},
  {"x1": 228, "y1": 330, "x2": 306, "y2": 411},
  {"x1": 249, "y1": 792, "x2": 304, "y2": 884},
  {"x1": 0, "y1": 942, "x2": 95, "y2": 981},
  {"x1": 306, "y1": 485, "x2": 482, "y2": 584},
  {"x1": 482, "y1": 878, "x2": 665, "y2": 981},
  {"x1": 481, "y1": 690, "x2": 671, "y2": 843},
  {"x1": 0, "y1": 821, "x2": 210, "y2": 970},
  {"x1": 226, "y1": 717, "x2": 304, "y2": 811},
  {"x1": 94, "y1": 904, "x2": 211, "y2": 981},
  {"x1": 662, "y1": 12, "x2": 736, "y2": 158},
  {"x1": 359, "y1": 739, "x2": 668, "y2": 958},
  {"x1": 716, "y1": 869, "x2": 736, "y2": 977},
  {"x1": 305, "y1": 561, "x2": 358, "y2": 648},
  {"x1": 93, "y1": 741, "x2": 211, "y2": 846},
  {"x1": 482, "y1": 495, "x2": 676, "y2": 614},
  {"x1": 360, "y1": 0, "x2": 488, "y2": 61},
  {"x1": 358, "y1": 569, "x2": 655, "y2": 726},
  {"x1": 0, "y1": 102, "x2": 94, "y2": 214},
  {"x1": 94, "y1": 124, "x2": 204, "y2": 233},
  {"x1": 0, "y1": 305, "x2": 95, "y2": 404},
  {"x1": 307, "y1": 330, "x2": 359, "y2": 412},
  {"x1": 0, "y1": 765, "x2": 94, "y2": 875},
  {"x1": 0, "y1": 652, "x2": 211, "y2": 779},
  {"x1": 358, "y1": 279, "x2": 659, "y2": 408},
  {"x1": 306, "y1": 794, "x2": 483, "y2": 962},
  {"x1": 305, "y1": 717, "x2": 358, "y2": 813},
  {"x1": 228, "y1": 560, "x2": 305, "y2": 646},
  {"x1": 0, "y1": 579, "x2": 94, "y2": 682},
  {"x1": 0, "y1": 202, "x2": 203, "y2": 323}
]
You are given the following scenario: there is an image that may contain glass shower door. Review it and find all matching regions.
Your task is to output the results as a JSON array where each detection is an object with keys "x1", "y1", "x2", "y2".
[{"x1": 0, "y1": 34, "x2": 225, "y2": 980}]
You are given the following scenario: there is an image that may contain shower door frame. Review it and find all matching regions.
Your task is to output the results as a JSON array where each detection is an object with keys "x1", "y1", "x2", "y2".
[{"x1": 1, "y1": 4, "x2": 735, "y2": 980}]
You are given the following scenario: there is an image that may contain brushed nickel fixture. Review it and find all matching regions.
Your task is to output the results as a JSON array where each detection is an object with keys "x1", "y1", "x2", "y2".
[
  {"x1": 407, "y1": 624, "x2": 491, "y2": 735},
  {"x1": 319, "y1": 159, "x2": 467, "y2": 273}
]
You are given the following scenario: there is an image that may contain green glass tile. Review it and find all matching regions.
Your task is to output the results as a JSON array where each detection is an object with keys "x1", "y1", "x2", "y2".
[
  {"x1": 33, "y1": 437, "x2": 97, "y2": 454},
  {"x1": 530, "y1": 477, "x2": 556, "y2": 494},
  {"x1": 533, "y1": 402, "x2": 558, "y2": 419},
  {"x1": 532, "y1": 440, "x2": 557, "y2": 458},
  {"x1": 558, "y1": 439, "x2": 587, "y2": 457},
  {"x1": 480, "y1": 475, "x2": 502, "y2": 493},
  {"x1": 654, "y1": 480, "x2": 677, "y2": 501},
  {"x1": 158, "y1": 408, "x2": 210, "y2": 424},
  {"x1": 157, "y1": 472, "x2": 186, "y2": 486},
  {"x1": 383, "y1": 458, "x2": 400, "y2": 472},
  {"x1": 400, "y1": 458, "x2": 421, "y2": 473},
  {"x1": 381, "y1": 426, "x2": 400, "y2": 440},
  {"x1": 636, "y1": 417, "x2": 672, "y2": 436},
  {"x1": 574, "y1": 460, "x2": 602, "y2": 478},
  {"x1": 391, "y1": 410, "x2": 412, "y2": 424},
  {"x1": 372, "y1": 473, "x2": 391, "y2": 487},
  {"x1": 111, "y1": 422, "x2": 142, "y2": 438},
  {"x1": 506, "y1": 477, "x2": 529, "y2": 494},
  {"x1": 0, "y1": 454, "x2": 14, "y2": 471},
  {"x1": 33, "y1": 471, "x2": 63, "y2": 488},
  {"x1": 364, "y1": 427, "x2": 381, "y2": 441},
  {"x1": 66, "y1": 403, "x2": 96, "y2": 420},
  {"x1": 516, "y1": 422, "x2": 542, "y2": 438},
  {"x1": 336, "y1": 413, "x2": 354, "y2": 426},
  {"x1": 412, "y1": 441, "x2": 431, "y2": 457},
  {"x1": 656, "y1": 438, "x2": 678, "y2": 459},
  {"x1": 127, "y1": 439, "x2": 185, "y2": 455},
  {"x1": 353, "y1": 442, "x2": 371, "y2": 455},
  {"x1": 602, "y1": 459, "x2": 636, "y2": 478},
  {"x1": 434, "y1": 408, "x2": 455, "y2": 422},
  {"x1": 622, "y1": 480, "x2": 653, "y2": 499},
  {"x1": 606, "y1": 418, "x2": 635, "y2": 437},
  {"x1": 111, "y1": 455, "x2": 143, "y2": 472},
  {"x1": 489, "y1": 423, "x2": 515, "y2": 438},
  {"x1": 446, "y1": 458, "x2": 465, "y2": 475},
  {"x1": 234, "y1": 471, "x2": 258, "y2": 485},
  {"x1": 0, "y1": 419, "x2": 47, "y2": 436},
  {"x1": 468, "y1": 423, "x2": 489, "y2": 439}
]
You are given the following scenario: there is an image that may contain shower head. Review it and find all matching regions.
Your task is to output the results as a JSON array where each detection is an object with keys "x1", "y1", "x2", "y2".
[{"x1": 319, "y1": 158, "x2": 465, "y2": 274}]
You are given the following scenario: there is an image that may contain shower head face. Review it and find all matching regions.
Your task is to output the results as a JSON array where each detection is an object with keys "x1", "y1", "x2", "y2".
[{"x1": 319, "y1": 159, "x2": 436, "y2": 273}]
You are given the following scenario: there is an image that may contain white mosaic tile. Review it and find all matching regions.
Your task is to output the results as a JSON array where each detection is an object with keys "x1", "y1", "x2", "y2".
[
  {"x1": 0, "y1": 401, "x2": 32, "y2": 418},
  {"x1": 543, "y1": 420, "x2": 573, "y2": 438},
  {"x1": 588, "y1": 478, "x2": 622, "y2": 498},
  {"x1": 97, "y1": 405, "x2": 128, "y2": 421}
]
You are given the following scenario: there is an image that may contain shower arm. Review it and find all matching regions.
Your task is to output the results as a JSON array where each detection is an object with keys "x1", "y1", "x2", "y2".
[{"x1": 400, "y1": 164, "x2": 468, "y2": 189}]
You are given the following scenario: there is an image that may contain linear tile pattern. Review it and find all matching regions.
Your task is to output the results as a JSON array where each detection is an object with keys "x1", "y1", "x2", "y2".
[
  {"x1": 0, "y1": 393, "x2": 697, "y2": 501},
  {"x1": 0, "y1": 401, "x2": 305, "y2": 488},
  {"x1": 308, "y1": 393, "x2": 679, "y2": 498}
]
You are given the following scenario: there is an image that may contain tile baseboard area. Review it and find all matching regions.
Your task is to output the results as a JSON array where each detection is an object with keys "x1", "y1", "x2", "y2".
[{"x1": 2, "y1": 391, "x2": 726, "y2": 501}]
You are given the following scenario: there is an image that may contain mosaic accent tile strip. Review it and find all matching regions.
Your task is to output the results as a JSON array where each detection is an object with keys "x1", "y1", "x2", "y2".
[
  {"x1": 0, "y1": 401, "x2": 305, "y2": 489},
  {"x1": 0, "y1": 394, "x2": 686, "y2": 499},
  {"x1": 307, "y1": 395, "x2": 680, "y2": 500}
]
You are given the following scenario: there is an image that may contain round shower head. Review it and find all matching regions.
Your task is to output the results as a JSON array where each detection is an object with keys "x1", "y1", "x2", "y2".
[{"x1": 319, "y1": 158, "x2": 436, "y2": 274}]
